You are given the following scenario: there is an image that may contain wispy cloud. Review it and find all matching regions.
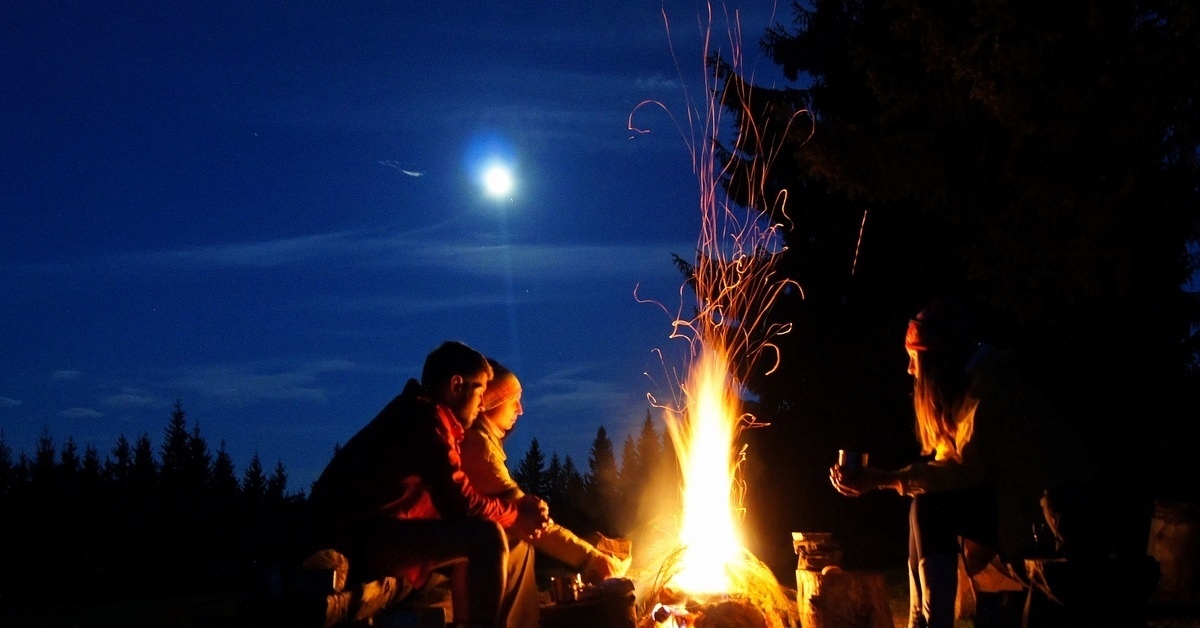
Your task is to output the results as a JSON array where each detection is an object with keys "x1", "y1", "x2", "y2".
[
  {"x1": 102, "y1": 388, "x2": 160, "y2": 409},
  {"x1": 51, "y1": 370, "x2": 83, "y2": 381},
  {"x1": 173, "y1": 359, "x2": 362, "y2": 406},
  {"x1": 61, "y1": 407, "x2": 103, "y2": 419},
  {"x1": 15, "y1": 230, "x2": 690, "y2": 286},
  {"x1": 526, "y1": 364, "x2": 629, "y2": 417},
  {"x1": 0, "y1": 396, "x2": 21, "y2": 408}
]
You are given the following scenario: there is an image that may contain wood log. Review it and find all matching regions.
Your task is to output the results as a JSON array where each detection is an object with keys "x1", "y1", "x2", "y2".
[{"x1": 796, "y1": 568, "x2": 894, "y2": 628}]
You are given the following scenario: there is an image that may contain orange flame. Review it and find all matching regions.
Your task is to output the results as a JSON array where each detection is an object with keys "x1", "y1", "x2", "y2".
[{"x1": 630, "y1": 4, "x2": 809, "y2": 626}]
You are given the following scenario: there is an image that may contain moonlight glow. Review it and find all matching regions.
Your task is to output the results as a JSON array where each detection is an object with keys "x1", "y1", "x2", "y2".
[{"x1": 482, "y1": 164, "x2": 515, "y2": 198}]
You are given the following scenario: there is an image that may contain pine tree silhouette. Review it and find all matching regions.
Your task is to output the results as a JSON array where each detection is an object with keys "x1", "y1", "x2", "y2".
[
  {"x1": 267, "y1": 459, "x2": 288, "y2": 501},
  {"x1": 514, "y1": 437, "x2": 546, "y2": 497},
  {"x1": 585, "y1": 427, "x2": 619, "y2": 536}
]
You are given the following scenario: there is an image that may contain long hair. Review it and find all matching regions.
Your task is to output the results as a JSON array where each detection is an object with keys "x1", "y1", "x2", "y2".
[
  {"x1": 912, "y1": 349, "x2": 972, "y2": 461},
  {"x1": 908, "y1": 298, "x2": 979, "y2": 462}
]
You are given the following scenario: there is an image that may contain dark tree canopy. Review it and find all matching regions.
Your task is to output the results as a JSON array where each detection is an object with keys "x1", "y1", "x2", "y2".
[{"x1": 708, "y1": 0, "x2": 1199, "y2": 575}]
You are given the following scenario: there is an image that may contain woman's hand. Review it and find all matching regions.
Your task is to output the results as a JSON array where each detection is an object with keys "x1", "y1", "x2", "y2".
[
  {"x1": 829, "y1": 464, "x2": 887, "y2": 497},
  {"x1": 513, "y1": 494, "x2": 551, "y2": 540}
]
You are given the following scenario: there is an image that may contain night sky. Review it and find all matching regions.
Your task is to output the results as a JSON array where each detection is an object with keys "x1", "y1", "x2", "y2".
[{"x1": 0, "y1": 2, "x2": 788, "y2": 490}]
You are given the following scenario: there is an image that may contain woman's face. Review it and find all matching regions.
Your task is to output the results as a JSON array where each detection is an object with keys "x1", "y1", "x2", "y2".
[
  {"x1": 488, "y1": 393, "x2": 523, "y2": 432},
  {"x1": 907, "y1": 348, "x2": 921, "y2": 379}
]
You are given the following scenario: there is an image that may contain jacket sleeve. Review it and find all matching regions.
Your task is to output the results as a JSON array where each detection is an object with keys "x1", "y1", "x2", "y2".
[{"x1": 417, "y1": 409, "x2": 518, "y2": 528}]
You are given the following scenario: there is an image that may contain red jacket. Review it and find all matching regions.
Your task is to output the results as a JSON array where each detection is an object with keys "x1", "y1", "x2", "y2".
[{"x1": 310, "y1": 379, "x2": 518, "y2": 583}]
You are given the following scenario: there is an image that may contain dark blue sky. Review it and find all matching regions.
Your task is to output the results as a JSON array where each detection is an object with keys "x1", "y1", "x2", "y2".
[{"x1": 1, "y1": 1, "x2": 788, "y2": 489}]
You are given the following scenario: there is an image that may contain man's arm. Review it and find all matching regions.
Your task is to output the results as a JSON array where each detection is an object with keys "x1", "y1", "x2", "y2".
[{"x1": 417, "y1": 408, "x2": 519, "y2": 527}]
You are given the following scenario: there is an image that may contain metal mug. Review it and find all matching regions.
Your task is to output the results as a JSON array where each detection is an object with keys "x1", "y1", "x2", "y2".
[
  {"x1": 550, "y1": 575, "x2": 579, "y2": 603},
  {"x1": 837, "y1": 449, "x2": 868, "y2": 469}
]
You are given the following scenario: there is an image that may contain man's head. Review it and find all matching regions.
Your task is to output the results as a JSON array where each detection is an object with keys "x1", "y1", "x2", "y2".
[
  {"x1": 480, "y1": 358, "x2": 523, "y2": 433},
  {"x1": 422, "y1": 341, "x2": 492, "y2": 427}
]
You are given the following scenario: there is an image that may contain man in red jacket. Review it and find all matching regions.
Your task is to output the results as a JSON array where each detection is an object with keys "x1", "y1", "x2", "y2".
[{"x1": 309, "y1": 340, "x2": 550, "y2": 628}]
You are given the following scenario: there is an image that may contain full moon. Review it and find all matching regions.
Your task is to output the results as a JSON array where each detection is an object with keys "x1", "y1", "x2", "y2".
[{"x1": 483, "y1": 165, "x2": 514, "y2": 198}]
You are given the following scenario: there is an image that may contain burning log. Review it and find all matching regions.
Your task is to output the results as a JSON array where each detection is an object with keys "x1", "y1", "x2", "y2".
[
  {"x1": 641, "y1": 598, "x2": 772, "y2": 628},
  {"x1": 635, "y1": 544, "x2": 798, "y2": 628}
]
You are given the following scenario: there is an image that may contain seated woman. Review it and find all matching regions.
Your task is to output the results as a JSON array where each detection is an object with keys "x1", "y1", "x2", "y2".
[{"x1": 461, "y1": 358, "x2": 628, "y2": 628}]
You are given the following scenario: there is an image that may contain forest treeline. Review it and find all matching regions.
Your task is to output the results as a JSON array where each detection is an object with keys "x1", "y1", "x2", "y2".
[{"x1": 0, "y1": 403, "x2": 682, "y2": 603}]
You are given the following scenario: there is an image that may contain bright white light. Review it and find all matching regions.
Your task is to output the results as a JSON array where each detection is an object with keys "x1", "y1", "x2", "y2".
[{"x1": 482, "y1": 165, "x2": 514, "y2": 198}]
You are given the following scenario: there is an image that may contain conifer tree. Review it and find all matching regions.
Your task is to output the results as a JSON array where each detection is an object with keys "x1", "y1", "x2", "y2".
[
  {"x1": 634, "y1": 411, "x2": 660, "y2": 480},
  {"x1": 543, "y1": 453, "x2": 565, "y2": 507},
  {"x1": 615, "y1": 434, "x2": 640, "y2": 533},
  {"x1": 211, "y1": 440, "x2": 239, "y2": 499},
  {"x1": 130, "y1": 432, "x2": 158, "y2": 496},
  {"x1": 242, "y1": 453, "x2": 267, "y2": 505},
  {"x1": 184, "y1": 423, "x2": 213, "y2": 496},
  {"x1": 160, "y1": 399, "x2": 190, "y2": 494},
  {"x1": 106, "y1": 434, "x2": 133, "y2": 487},
  {"x1": 513, "y1": 437, "x2": 546, "y2": 496},
  {"x1": 0, "y1": 431, "x2": 13, "y2": 495},
  {"x1": 59, "y1": 437, "x2": 80, "y2": 475},
  {"x1": 558, "y1": 455, "x2": 588, "y2": 533},
  {"x1": 267, "y1": 459, "x2": 288, "y2": 501},
  {"x1": 32, "y1": 429, "x2": 55, "y2": 486},
  {"x1": 81, "y1": 444, "x2": 102, "y2": 487},
  {"x1": 584, "y1": 426, "x2": 620, "y2": 535}
]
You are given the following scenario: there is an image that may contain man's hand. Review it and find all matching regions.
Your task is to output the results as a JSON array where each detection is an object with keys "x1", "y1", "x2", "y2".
[{"x1": 512, "y1": 494, "x2": 551, "y2": 540}]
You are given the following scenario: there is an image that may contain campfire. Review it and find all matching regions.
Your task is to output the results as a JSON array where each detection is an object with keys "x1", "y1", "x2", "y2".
[
  {"x1": 626, "y1": 16, "x2": 807, "y2": 627},
  {"x1": 633, "y1": 342, "x2": 797, "y2": 628}
]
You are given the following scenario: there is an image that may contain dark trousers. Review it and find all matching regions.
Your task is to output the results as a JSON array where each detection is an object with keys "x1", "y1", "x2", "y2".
[
  {"x1": 354, "y1": 517, "x2": 510, "y2": 627},
  {"x1": 907, "y1": 488, "x2": 1001, "y2": 628},
  {"x1": 909, "y1": 487, "x2": 1000, "y2": 571}
]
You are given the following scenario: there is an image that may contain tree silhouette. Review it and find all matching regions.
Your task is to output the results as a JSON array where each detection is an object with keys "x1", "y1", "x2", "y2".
[
  {"x1": 242, "y1": 453, "x2": 267, "y2": 505},
  {"x1": 513, "y1": 437, "x2": 546, "y2": 497},
  {"x1": 106, "y1": 435, "x2": 132, "y2": 487},
  {"x1": 560, "y1": 455, "x2": 588, "y2": 534},
  {"x1": 615, "y1": 434, "x2": 639, "y2": 533},
  {"x1": 543, "y1": 453, "x2": 566, "y2": 508},
  {"x1": 160, "y1": 399, "x2": 190, "y2": 494},
  {"x1": 267, "y1": 459, "x2": 289, "y2": 501},
  {"x1": 0, "y1": 431, "x2": 13, "y2": 495},
  {"x1": 185, "y1": 423, "x2": 213, "y2": 496},
  {"x1": 211, "y1": 439, "x2": 239, "y2": 500},
  {"x1": 130, "y1": 432, "x2": 158, "y2": 496},
  {"x1": 584, "y1": 426, "x2": 620, "y2": 536}
]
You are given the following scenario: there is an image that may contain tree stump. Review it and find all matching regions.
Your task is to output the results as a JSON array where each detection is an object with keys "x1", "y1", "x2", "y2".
[{"x1": 796, "y1": 567, "x2": 894, "y2": 628}]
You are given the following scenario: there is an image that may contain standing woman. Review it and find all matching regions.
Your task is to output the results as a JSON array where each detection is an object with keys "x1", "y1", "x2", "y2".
[{"x1": 829, "y1": 298, "x2": 1099, "y2": 628}]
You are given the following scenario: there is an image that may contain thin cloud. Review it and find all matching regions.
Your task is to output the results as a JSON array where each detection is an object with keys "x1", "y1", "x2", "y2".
[
  {"x1": 378, "y1": 160, "x2": 424, "y2": 177},
  {"x1": 0, "y1": 396, "x2": 21, "y2": 408},
  {"x1": 526, "y1": 365, "x2": 629, "y2": 416},
  {"x1": 51, "y1": 370, "x2": 83, "y2": 381},
  {"x1": 61, "y1": 407, "x2": 104, "y2": 419},
  {"x1": 174, "y1": 359, "x2": 361, "y2": 406},
  {"x1": 102, "y1": 389, "x2": 160, "y2": 409}
]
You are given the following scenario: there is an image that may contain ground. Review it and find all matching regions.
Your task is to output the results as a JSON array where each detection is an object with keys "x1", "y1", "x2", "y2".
[{"x1": 2, "y1": 572, "x2": 1198, "y2": 628}]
